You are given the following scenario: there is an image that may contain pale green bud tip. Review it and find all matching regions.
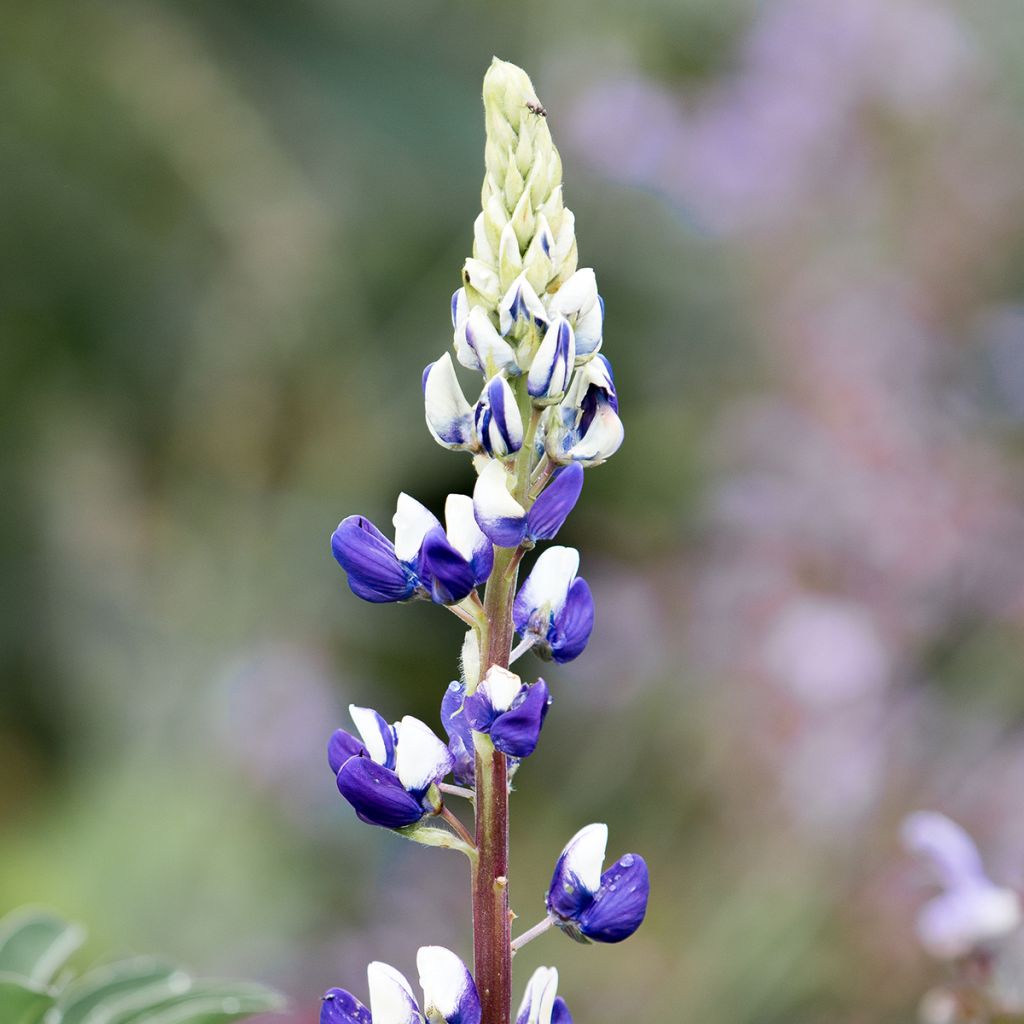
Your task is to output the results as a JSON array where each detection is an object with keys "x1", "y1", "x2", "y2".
[{"x1": 483, "y1": 57, "x2": 543, "y2": 128}]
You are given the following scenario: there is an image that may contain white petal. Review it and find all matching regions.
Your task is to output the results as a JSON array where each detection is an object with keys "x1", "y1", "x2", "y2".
[
  {"x1": 395, "y1": 716, "x2": 454, "y2": 793},
  {"x1": 515, "y1": 967, "x2": 559, "y2": 1024},
  {"x1": 464, "y1": 307, "x2": 518, "y2": 374},
  {"x1": 473, "y1": 213, "x2": 495, "y2": 265},
  {"x1": 367, "y1": 962, "x2": 423, "y2": 1024},
  {"x1": 349, "y1": 704, "x2": 392, "y2": 766},
  {"x1": 517, "y1": 546, "x2": 579, "y2": 619},
  {"x1": 444, "y1": 494, "x2": 489, "y2": 563},
  {"x1": 548, "y1": 268, "x2": 597, "y2": 319},
  {"x1": 573, "y1": 301, "x2": 603, "y2": 358},
  {"x1": 425, "y1": 354, "x2": 474, "y2": 448},
  {"x1": 473, "y1": 459, "x2": 526, "y2": 528},
  {"x1": 462, "y1": 258, "x2": 500, "y2": 303},
  {"x1": 566, "y1": 403, "x2": 624, "y2": 465},
  {"x1": 451, "y1": 288, "x2": 469, "y2": 330},
  {"x1": 416, "y1": 946, "x2": 475, "y2": 1023},
  {"x1": 482, "y1": 666, "x2": 523, "y2": 713},
  {"x1": 393, "y1": 494, "x2": 441, "y2": 562},
  {"x1": 560, "y1": 823, "x2": 608, "y2": 895}
]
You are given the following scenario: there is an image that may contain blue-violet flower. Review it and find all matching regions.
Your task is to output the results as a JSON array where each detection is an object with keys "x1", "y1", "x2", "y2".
[
  {"x1": 546, "y1": 822, "x2": 649, "y2": 943},
  {"x1": 462, "y1": 666, "x2": 551, "y2": 758},
  {"x1": 332, "y1": 493, "x2": 492, "y2": 606},
  {"x1": 330, "y1": 706, "x2": 455, "y2": 829},
  {"x1": 512, "y1": 546, "x2": 594, "y2": 663}
]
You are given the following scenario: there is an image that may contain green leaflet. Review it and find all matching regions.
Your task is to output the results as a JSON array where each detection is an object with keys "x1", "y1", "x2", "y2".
[
  {"x1": 0, "y1": 908, "x2": 86, "y2": 985},
  {"x1": 0, "y1": 908, "x2": 285, "y2": 1024},
  {"x1": 0, "y1": 975, "x2": 56, "y2": 1024}
]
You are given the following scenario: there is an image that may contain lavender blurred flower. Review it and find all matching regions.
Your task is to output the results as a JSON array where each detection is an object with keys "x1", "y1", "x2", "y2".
[
  {"x1": 902, "y1": 811, "x2": 1021, "y2": 958},
  {"x1": 329, "y1": 706, "x2": 454, "y2": 829},
  {"x1": 546, "y1": 823, "x2": 649, "y2": 944},
  {"x1": 321, "y1": 946, "x2": 480, "y2": 1024}
]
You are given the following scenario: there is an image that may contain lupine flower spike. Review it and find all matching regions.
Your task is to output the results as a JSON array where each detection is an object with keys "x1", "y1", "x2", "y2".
[{"x1": 323, "y1": 57, "x2": 646, "y2": 1024}]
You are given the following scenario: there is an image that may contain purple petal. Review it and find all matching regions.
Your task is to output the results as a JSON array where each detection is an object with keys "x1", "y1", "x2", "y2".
[
  {"x1": 336, "y1": 757, "x2": 425, "y2": 829},
  {"x1": 419, "y1": 526, "x2": 477, "y2": 605},
  {"x1": 328, "y1": 729, "x2": 366, "y2": 775},
  {"x1": 549, "y1": 578, "x2": 594, "y2": 663},
  {"x1": 489, "y1": 679, "x2": 551, "y2": 758},
  {"x1": 463, "y1": 689, "x2": 499, "y2": 733},
  {"x1": 551, "y1": 997, "x2": 573, "y2": 1024},
  {"x1": 441, "y1": 681, "x2": 475, "y2": 787},
  {"x1": 331, "y1": 516, "x2": 417, "y2": 603},
  {"x1": 526, "y1": 465, "x2": 584, "y2": 542},
  {"x1": 578, "y1": 854, "x2": 649, "y2": 943},
  {"x1": 321, "y1": 989, "x2": 372, "y2": 1024}
]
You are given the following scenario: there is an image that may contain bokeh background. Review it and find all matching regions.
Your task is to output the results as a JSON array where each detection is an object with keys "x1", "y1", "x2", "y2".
[{"x1": 4, "y1": 1, "x2": 1024, "y2": 1020}]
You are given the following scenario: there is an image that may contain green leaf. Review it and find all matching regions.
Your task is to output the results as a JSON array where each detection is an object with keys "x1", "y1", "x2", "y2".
[
  {"x1": 54, "y1": 956, "x2": 181, "y2": 1024},
  {"x1": 0, "y1": 909, "x2": 86, "y2": 986},
  {"x1": 0, "y1": 974, "x2": 57, "y2": 1024},
  {"x1": 71, "y1": 977, "x2": 285, "y2": 1024}
]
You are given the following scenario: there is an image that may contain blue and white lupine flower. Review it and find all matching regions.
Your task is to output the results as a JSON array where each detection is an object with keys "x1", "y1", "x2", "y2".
[
  {"x1": 512, "y1": 545, "x2": 594, "y2": 663},
  {"x1": 499, "y1": 273, "x2": 548, "y2": 338},
  {"x1": 473, "y1": 461, "x2": 584, "y2": 549},
  {"x1": 462, "y1": 666, "x2": 551, "y2": 759},
  {"x1": 545, "y1": 355, "x2": 623, "y2": 467},
  {"x1": 515, "y1": 967, "x2": 572, "y2": 1024},
  {"x1": 902, "y1": 811, "x2": 1022, "y2": 959},
  {"x1": 330, "y1": 707, "x2": 455, "y2": 829},
  {"x1": 332, "y1": 494, "x2": 492, "y2": 606},
  {"x1": 546, "y1": 823, "x2": 649, "y2": 944},
  {"x1": 528, "y1": 317, "x2": 575, "y2": 402},
  {"x1": 321, "y1": 946, "x2": 481, "y2": 1024},
  {"x1": 474, "y1": 375, "x2": 523, "y2": 458},
  {"x1": 547, "y1": 268, "x2": 602, "y2": 360},
  {"x1": 423, "y1": 353, "x2": 477, "y2": 451},
  {"x1": 455, "y1": 306, "x2": 518, "y2": 377}
]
